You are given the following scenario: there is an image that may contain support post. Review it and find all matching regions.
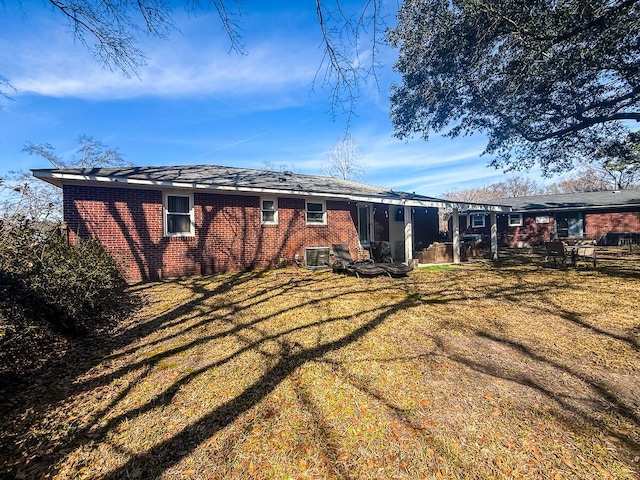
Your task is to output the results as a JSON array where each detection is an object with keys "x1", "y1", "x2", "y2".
[
  {"x1": 490, "y1": 212, "x2": 498, "y2": 260},
  {"x1": 452, "y1": 208, "x2": 460, "y2": 264},
  {"x1": 404, "y1": 205, "x2": 413, "y2": 264}
]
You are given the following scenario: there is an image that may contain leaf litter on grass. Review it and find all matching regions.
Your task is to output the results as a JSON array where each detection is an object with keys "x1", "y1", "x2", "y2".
[{"x1": 1, "y1": 260, "x2": 639, "y2": 479}]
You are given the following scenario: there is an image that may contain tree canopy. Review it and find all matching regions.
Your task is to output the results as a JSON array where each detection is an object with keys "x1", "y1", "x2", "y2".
[{"x1": 388, "y1": 0, "x2": 640, "y2": 175}]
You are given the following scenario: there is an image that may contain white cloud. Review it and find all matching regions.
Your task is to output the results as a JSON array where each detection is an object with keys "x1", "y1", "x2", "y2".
[
  {"x1": 9, "y1": 41, "x2": 320, "y2": 100},
  {"x1": 352, "y1": 124, "x2": 484, "y2": 162},
  {"x1": 2, "y1": 10, "x2": 324, "y2": 101}
]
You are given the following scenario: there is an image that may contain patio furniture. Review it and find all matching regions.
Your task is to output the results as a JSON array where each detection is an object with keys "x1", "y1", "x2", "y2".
[
  {"x1": 369, "y1": 241, "x2": 414, "y2": 277},
  {"x1": 574, "y1": 244, "x2": 596, "y2": 268},
  {"x1": 331, "y1": 244, "x2": 387, "y2": 278},
  {"x1": 544, "y1": 241, "x2": 568, "y2": 268}
]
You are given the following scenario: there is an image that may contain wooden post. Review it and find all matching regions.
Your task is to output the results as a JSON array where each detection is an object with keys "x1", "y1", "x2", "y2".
[
  {"x1": 404, "y1": 205, "x2": 413, "y2": 264},
  {"x1": 490, "y1": 212, "x2": 498, "y2": 260},
  {"x1": 452, "y1": 208, "x2": 460, "y2": 264}
]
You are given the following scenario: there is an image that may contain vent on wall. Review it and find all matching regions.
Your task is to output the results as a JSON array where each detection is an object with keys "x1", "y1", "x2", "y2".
[{"x1": 304, "y1": 247, "x2": 330, "y2": 269}]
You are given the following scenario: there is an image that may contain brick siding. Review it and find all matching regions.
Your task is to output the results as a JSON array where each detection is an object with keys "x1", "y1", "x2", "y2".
[
  {"x1": 498, "y1": 215, "x2": 555, "y2": 246},
  {"x1": 464, "y1": 209, "x2": 640, "y2": 247},
  {"x1": 64, "y1": 185, "x2": 362, "y2": 282},
  {"x1": 584, "y1": 210, "x2": 640, "y2": 239}
]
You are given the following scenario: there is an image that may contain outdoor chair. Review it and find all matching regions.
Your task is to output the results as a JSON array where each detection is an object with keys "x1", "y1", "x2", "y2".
[
  {"x1": 543, "y1": 241, "x2": 568, "y2": 268},
  {"x1": 369, "y1": 241, "x2": 414, "y2": 277},
  {"x1": 574, "y1": 244, "x2": 596, "y2": 268},
  {"x1": 330, "y1": 244, "x2": 387, "y2": 278}
]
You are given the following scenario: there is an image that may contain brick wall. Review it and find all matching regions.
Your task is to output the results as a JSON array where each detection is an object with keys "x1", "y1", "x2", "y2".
[
  {"x1": 499, "y1": 215, "x2": 555, "y2": 246},
  {"x1": 64, "y1": 184, "x2": 362, "y2": 282},
  {"x1": 497, "y1": 210, "x2": 640, "y2": 245},
  {"x1": 459, "y1": 213, "x2": 555, "y2": 246},
  {"x1": 585, "y1": 209, "x2": 640, "y2": 239}
]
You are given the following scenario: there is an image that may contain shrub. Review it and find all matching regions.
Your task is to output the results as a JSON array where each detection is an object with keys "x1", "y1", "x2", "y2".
[{"x1": 0, "y1": 219, "x2": 126, "y2": 334}]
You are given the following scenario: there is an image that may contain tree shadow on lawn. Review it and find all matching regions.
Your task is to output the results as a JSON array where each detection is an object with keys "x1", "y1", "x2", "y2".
[
  {"x1": 1, "y1": 270, "x2": 418, "y2": 478},
  {"x1": 98, "y1": 282, "x2": 417, "y2": 479},
  {"x1": 0, "y1": 270, "x2": 274, "y2": 473},
  {"x1": 487, "y1": 257, "x2": 640, "y2": 353},
  {"x1": 1, "y1": 265, "x2": 639, "y2": 478},
  {"x1": 435, "y1": 330, "x2": 640, "y2": 465},
  {"x1": 0, "y1": 270, "x2": 265, "y2": 414}
]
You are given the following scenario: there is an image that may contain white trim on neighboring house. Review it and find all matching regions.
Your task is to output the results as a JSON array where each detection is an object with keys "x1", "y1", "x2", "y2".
[
  {"x1": 305, "y1": 199, "x2": 327, "y2": 225},
  {"x1": 260, "y1": 197, "x2": 278, "y2": 225},
  {"x1": 508, "y1": 213, "x2": 523, "y2": 227},
  {"x1": 163, "y1": 191, "x2": 194, "y2": 237}
]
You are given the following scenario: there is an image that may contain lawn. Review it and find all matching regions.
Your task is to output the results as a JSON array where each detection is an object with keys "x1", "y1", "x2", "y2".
[{"x1": 1, "y1": 249, "x2": 639, "y2": 479}]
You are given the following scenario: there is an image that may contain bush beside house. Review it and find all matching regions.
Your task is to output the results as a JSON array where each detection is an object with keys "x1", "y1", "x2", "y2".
[{"x1": 0, "y1": 220, "x2": 127, "y2": 379}]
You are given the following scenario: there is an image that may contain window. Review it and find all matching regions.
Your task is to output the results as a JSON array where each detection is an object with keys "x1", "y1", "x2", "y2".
[
  {"x1": 306, "y1": 200, "x2": 326, "y2": 225},
  {"x1": 536, "y1": 215, "x2": 550, "y2": 224},
  {"x1": 471, "y1": 214, "x2": 485, "y2": 228},
  {"x1": 358, "y1": 205, "x2": 372, "y2": 245},
  {"x1": 261, "y1": 198, "x2": 278, "y2": 225},
  {"x1": 508, "y1": 214, "x2": 523, "y2": 227},
  {"x1": 164, "y1": 193, "x2": 194, "y2": 236}
]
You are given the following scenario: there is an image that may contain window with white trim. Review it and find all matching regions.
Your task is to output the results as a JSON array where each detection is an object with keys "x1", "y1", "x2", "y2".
[
  {"x1": 508, "y1": 213, "x2": 523, "y2": 227},
  {"x1": 261, "y1": 197, "x2": 278, "y2": 225},
  {"x1": 164, "y1": 192, "x2": 194, "y2": 236},
  {"x1": 471, "y1": 214, "x2": 485, "y2": 228},
  {"x1": 306, "y1": 200, "x2": 326, "y2": 225}
]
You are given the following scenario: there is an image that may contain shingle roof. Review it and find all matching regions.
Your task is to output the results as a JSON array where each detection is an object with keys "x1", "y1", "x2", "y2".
[
  {"x1": 489, "y1": 189, "x2": 640, "y2": 212},
  {"x1": 32, "y1": 164, "x2": 509, "y2": 212}
]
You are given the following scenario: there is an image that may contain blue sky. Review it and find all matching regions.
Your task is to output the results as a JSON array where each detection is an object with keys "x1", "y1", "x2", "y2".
[{"x1": 0, "y1": 1, "x2": 549, "y2": 197}]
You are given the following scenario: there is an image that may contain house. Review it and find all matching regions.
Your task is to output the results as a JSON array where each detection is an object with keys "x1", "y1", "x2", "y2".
[
  {"x1": 460, "y1": 189, "x2": 640, "y2": 247},
  {"x1": 33, "y1": 165, "x2": 509, "y2": 281}
]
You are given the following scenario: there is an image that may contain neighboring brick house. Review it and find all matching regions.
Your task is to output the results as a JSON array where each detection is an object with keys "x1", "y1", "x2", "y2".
[
  {"x1": 461, "y1": 189, "x2": 640, "y2": 247},
  {"x1": 33, "y1": 165, "x2": 508, "y2": 281}
]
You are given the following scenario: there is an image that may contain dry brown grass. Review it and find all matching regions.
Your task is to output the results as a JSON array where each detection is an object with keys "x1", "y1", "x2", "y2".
[{"x1": 1, "y1": 248, "x2": 639, "y2": 479}]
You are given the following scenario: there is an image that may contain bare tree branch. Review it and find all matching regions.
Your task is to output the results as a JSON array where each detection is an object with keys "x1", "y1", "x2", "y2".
[
  {"x1": 0, "y1": 73, "x2": 16, "y2": 101},
  {"x1": 313, "y1": 0, "x2": 386, "y2": 126},
  {"x1": 201, "y1": 0, "x2": 247, "y2": 55},
  {"x1": 23, "y1": 135, "x2": 129, "y2": 169}
]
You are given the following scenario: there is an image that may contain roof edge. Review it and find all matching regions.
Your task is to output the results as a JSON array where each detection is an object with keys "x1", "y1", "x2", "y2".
[{"x1": 32, "y1": 169, "x2": 510, "y2": 212}]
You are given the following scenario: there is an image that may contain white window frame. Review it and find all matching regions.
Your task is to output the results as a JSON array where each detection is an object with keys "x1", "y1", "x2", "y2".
[
  {"x1": 306, "y1": 199, "x2": 327, "y2": 225},
  {"x1": 163, "y1": 191, "x2": 194, "y2": 237},
  {"x1": 508, "y1": 213, "x2": 523, "y2": 227},
  {"x1": 471, "y1": 214, "x2": 485, "y2": 228},
  {"x1": 260, "y1": 197, "x2": 278, "y2": 225},
  {"x1": 357, "y1": 204, "x2": 374, "y2": 246}
]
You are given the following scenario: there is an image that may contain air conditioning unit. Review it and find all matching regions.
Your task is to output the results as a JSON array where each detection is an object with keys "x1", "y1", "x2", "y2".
[{"x1": 304, "y1": 247, "x2": 330, "y2": 269}]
